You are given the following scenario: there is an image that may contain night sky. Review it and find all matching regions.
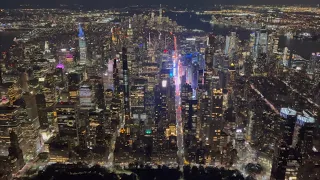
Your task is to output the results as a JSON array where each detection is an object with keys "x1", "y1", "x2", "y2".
[{"x1": 1, "y1": 0, "x2": 319, "y2": 8}]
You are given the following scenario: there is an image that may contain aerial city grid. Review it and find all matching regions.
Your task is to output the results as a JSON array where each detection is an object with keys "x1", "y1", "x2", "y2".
[{"x1": 0, "y1": 3, "x2": 319, "y2": 180}]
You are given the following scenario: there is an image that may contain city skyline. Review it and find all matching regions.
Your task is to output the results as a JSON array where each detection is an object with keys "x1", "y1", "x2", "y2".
[
  {"x1": 0, "y1": 4, "x2": 319, "y2": 180},
  {"x1": 1, "y1": 0, "x2": 320, "y2": 9}
]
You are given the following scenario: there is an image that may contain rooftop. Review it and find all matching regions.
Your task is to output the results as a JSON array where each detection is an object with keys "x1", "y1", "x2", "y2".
[{"x1": 280, "y1": 107, "x2": 297, "y2": 116}]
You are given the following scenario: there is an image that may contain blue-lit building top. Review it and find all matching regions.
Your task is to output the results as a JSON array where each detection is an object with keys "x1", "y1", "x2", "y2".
[
  {"x1": 78, "y1": 23, "x2": 85, "y2": 38},
  {"x1": 296, "y1": 111, "x2": 315, "y2": 126},
  {"x1": 280, "y1": 108, "x2": 297, "y2": 119}
]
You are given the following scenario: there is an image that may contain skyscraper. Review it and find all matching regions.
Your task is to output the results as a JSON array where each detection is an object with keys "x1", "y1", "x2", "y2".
[
  {"x1": 36, "y1": 93, "x2": 48, "y2": 129},
  {"x1": 79, "y1": 83, "x2": 94, "y2": 109},
  {"x1": 78, "y1": 24, "x2": 87, "y2": 65},
  {"x1": 293, "y1": 111, "x2": 315, "y2": 161},
  {"x1": 122, "y1": 47, "x2": 131, "y2": 124},
  {"x1": 56, "y1": 102, "x2": 78, "y2": 146},
  {"x1": 224, "y1": 32, "x2": 237, "y2": 59},
  {"x1": 158, "y1": 4, "x2": 162, "y2": 24},
  {"x1": 309, "y1": 52, "x2": 320, "y2": 84},
  {"x1": 0, "y1": 106, "x2": 24, "y2": 156},
  {"x1": 252, "y1": 27, "x2": 268, "y2": 61},
  {"x1": 127, "y1": 19, "x2": 133, "y2": 40}
]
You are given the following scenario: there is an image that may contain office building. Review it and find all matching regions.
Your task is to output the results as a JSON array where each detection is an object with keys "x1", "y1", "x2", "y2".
[{"x1": 56, "y1": 102, "x2": 78, "y2": 146}]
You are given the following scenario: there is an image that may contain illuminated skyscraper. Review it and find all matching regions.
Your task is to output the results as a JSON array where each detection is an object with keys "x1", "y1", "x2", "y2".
[
  {"x1": 224, "y1": 32, "x2": 237, "y2": 59},
  {"x1": 158, "y1": 4, "x2": 162, "y2": 24},
  {"x1": 252, "y1": 27, "x2": 268, "y2": 61},
  {"x1": 0, "y1": 106, "x2": 24, "y2": 156},
  {"x1": 204, "y1": 35, "x2": 214, "y2": 95},
  {"x1": 79, "y1": 83, "x2": 94, "y2": 109},
  {"x1": 122, "y1": 47, "x2": 131, "y2": 124},
  {"x1": 127, "y1": 19, "x2": 133, "y2": 40},
  {"x1": 36, "y1": 93, "x2": 48, "y2": 129},
  {"x1": 78, "y1": 24, "x2": 87, "y2": 65}
]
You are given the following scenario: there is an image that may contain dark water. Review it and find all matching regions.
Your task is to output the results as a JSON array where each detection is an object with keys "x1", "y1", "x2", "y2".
[
  {"x1": 166, "y1": 12, "x2": 320, "y2": 60},
  {"x1": 166, "y1": 12, "x2": 251, "y2": 40},
  {"x1": 0, "y1": 31, "x2": 21, "y2": 53},
  {"x1": 278, "y1": 36, "x2": 320, "y2": 59}
]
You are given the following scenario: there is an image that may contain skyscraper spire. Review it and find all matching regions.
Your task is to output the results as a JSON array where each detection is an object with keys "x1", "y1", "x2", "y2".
[
  {"x1": 78, "y1": 23, "x2": 87, "y2": 65},
  {"x1": 159, "y1": 4, "x2": 162, "y2": 24},
  {"x1": 78, "y1": 23, "x2": 85, "y2": 38}
]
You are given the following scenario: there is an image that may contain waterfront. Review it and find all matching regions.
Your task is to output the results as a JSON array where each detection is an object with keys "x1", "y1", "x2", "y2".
[
  {"x1": 0, "y1": 12, "x2": 319, "y2": 60},
  {"x1": 167, "y1": 11, "x2": 320, "y2": 59}
]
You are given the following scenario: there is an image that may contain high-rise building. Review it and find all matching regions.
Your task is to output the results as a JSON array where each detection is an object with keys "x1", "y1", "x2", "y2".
[
  {"x1": 131, "y1": 79, "x2": 147, "y2": 122},
  {"x1": 253, "y1": 28, "x2": 268, "y2": 60},
  {"x1": 22, "y1": 93, "x2": 41, "y2": 160},
  {"x1": 56, "y1": 102, "x2": 78, "y2": 146},
  {"x1": 204, "y1": 47, "x2": 214, "y2": 94},
  {"x1": 158, "y1": 4, "x2": 162, "y2": 24},
  {"x1": 181, "y1": 84, "x2": 192, "y2": 112},
  {"x1": 8, "y1": 131, "x2": 25, "y2": 172},
  {"x1": 88, "y1": 109, "x2": 104, "y2": 148},
  {"x1": 224, "y1": 32, "x2": 237, "y2": 59},
  {"x1": 79, "y1": 83, "x2": 94, "y2": 109},
  {"x1": 282, "y1": 47, "x2": 289, "y2": 67},
  {"x1": 309, "y1": 52, "x2": 320, "y2": 84},
  {"x1": 122, "y1": 47, "x2": 131, "y2": 124},
  {"x1": 78, "y1": 24, "x2": 87, "y2": 65},
  {"x1": 199, "y1": 95, "x2": 212, "y2": 144},
  {"x1": 0, "y1": 106, "x2": 24, "y2": 156},
  {"x1": 44, "y1": 41, "x2": 50, "y2": 54},
  {"x1": 280, "y1": 108, "x2": 297, "y2": 146},
  {"x1": 113, "y1": 59, "x2": 120, "y2": 94},
  {"x1": 36, "y1": 93, "x2": 48, "y2": 129},
  {"x1": 184, "y1": 99, "x2": 199, "y2": 164},
  {"x1": 212, "y1": 88, "x2": 223, "y2": 120},
  {"x1": 271, "y1": 145, "x2": 301, "y2": 180},
  {"x1": 94, "y1": 83, "x2": 106, "y2": 110},
  {"x1": 127, "y1": 19, "x2": 133, "y2": 40},
  {"x1": 292, "y1": 111, "x2": 315, "y2": 161}
]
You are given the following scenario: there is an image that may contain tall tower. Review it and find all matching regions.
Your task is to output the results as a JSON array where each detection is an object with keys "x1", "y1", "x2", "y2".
[
  {"x1": 127, "y1": 19, "x2": 133, "y2": 40},
  {"x1": 8, "y1": 131, "x2": 24, "y2": 171},
  {"x1": 44, "y1": 41, "x2": 50, "y2": 53},
  {"x1": 78, "y1": 23, "x2": 87, "y2": 65},
  {"x1": 122, "y1": 47, "x2": 131, "y2": 124},
  {"x1": 159, "y1": 4, "x2": 162, "y2": 24},
  {"x1": 113, "y1": 59, "x2": 120, "y2": 94}
]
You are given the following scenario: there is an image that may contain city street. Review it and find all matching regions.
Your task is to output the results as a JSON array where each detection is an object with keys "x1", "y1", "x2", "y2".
[{"x1": 173, "y1": 45, "x2": 185, "y2": 166}]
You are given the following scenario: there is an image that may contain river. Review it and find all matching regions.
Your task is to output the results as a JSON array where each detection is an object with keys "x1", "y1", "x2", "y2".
[
  {"x1": 166, "y1": 12, "x2": 320, "y2": 59},
  {"x1": 0, "y1": 31, "x2": 21, "y2": 54}
]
